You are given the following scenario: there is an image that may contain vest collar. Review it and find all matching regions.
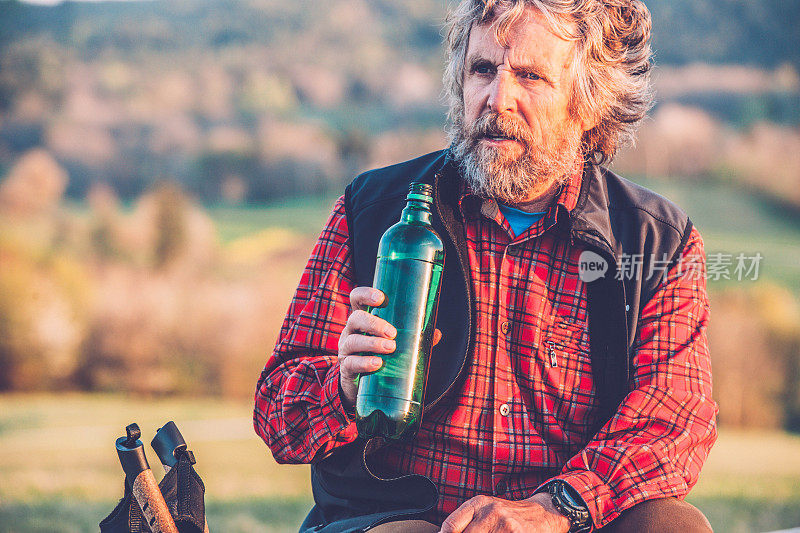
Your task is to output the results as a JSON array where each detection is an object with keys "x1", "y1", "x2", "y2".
[{"x1": 568, "y1": 162, "x2": 618, "y2": 263}]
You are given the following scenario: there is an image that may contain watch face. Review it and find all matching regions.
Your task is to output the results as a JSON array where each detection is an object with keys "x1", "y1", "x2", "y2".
[{"x1": 560, "y1": 483, "x2": 585, "y2": 508}]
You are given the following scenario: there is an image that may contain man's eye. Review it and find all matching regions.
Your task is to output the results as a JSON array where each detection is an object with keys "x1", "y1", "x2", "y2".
[
  {"x1": 521, "y1": 71, "x2": 541, "y2": 81},
  {"x1": 473, "y1": 63, "x2": 494, "y2": 75}
]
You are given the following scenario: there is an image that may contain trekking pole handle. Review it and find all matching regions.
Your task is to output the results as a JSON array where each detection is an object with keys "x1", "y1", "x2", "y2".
[
  {"x1": 151, "y1": 421, "x2": 191, "y2": 473},
  {"x1": 151, "y1": 421, "x2": 210, "y2": 533},
  {"x1": 116, "y1": 423, "x2": 179, "y2": 533}
]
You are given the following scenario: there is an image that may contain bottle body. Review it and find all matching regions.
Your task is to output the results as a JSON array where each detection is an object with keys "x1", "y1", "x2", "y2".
[{"x1": 355, "y1": 185, "x2": 444, "y2": 441}]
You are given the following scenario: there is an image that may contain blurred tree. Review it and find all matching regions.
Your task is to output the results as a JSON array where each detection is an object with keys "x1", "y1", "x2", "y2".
[
  {"x1": 87, "y1": 182, "x2": 123, "y2": 260},
  {"x1": 0, "y1": 239, "x2": 89, "y2": 391},
  {"x1": 152, "y1": 181, "x2": 189, "y2": 269},
  {"x1": 709, "y1": 284, "x2": 800, "y2": 430},
  {"x1": 0, "y1": 247, "x2": 42, "y2": 390},
  {"x1": 0, "y1": 149, "x2": 67, "y2": 217},
  {"x1": 193, "y1": 150, "x2": 261, "y2": 202}
]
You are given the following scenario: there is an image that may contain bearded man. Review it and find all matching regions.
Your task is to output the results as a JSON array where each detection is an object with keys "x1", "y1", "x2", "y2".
[{"x1": 254, "y1": 1, "x2": 717, "y2": 532}]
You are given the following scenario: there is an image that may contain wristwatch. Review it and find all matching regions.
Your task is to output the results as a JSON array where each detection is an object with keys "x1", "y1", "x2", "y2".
[{"x1": 546, "y1": 480, "x2": 592, "y2": 533}]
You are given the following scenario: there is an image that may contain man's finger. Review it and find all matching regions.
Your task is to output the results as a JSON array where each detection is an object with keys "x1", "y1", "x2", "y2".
[
  {"x1": 338, "y1": 353, "x2": 384, "y2": 407},
  {"x1": 433, "y1": 328, "x2": 442, "y2": 347},
  {"x1": 339, "y1": 353, "x2": 383, "y2": 378},
  {"x1": 346, "y1": 310, "x2": 397, "y2": 339},
  {"x1": 340, "y1": 333, "x2": 396, "y2": 358},
  {"x1": 439, "y1": 499, "x2": 477, "y2": 533},
  {"x1": 349, "y1": 286, "x2": 385, "y2": 311}
]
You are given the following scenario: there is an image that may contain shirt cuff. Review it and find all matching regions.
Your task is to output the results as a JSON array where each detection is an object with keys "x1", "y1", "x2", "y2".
[{"x1": 320, "y1": 360, "x2": 356, "y2": 429}]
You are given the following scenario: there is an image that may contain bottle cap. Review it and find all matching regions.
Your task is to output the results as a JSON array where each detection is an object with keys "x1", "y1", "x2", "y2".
[{"x1": 407, "y1": 182, "x2": 433, "y2": 203}]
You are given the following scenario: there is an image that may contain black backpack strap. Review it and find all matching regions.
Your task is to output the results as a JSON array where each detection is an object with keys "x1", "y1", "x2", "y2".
[
  {"x1": 586, "y1": 271, "x2": 630, "y2": 434},
  {"x1": 99, "y1": 481, "x2": 150, "y2": 533},
  {"x1": 157, "y1": 455, "x2": 206, "y2": 533}
]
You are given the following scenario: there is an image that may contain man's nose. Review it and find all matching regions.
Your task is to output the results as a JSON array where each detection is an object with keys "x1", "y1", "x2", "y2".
[{"x1": 487, "y1": 70, "x2": 518, "y2": 114}]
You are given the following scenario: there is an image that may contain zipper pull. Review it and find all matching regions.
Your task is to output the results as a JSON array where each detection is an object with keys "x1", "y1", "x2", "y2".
[{"x1": 547, "y1": 341, "x2": 558, "y2": 368}]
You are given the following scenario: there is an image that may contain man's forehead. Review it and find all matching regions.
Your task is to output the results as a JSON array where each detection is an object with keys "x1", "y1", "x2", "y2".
[{"x1": 466, "y1": 9, "x2": 575, "y2": 69}]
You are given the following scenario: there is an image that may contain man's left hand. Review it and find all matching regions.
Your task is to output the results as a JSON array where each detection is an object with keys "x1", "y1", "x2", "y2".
[{"x1": 439, "y1": 492, "x2": 571, "y2": 533}]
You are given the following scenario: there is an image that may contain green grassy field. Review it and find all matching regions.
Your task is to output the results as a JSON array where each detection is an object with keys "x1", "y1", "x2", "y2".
[
  {"x1": 0, "y1": 394, "x2": 798, "y2": 532},
  {"x1": 208, "y1": 195, "x2": 339, "y2": 243}
]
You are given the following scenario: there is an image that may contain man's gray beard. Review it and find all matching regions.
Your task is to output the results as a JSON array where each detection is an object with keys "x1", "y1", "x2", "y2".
[{"x1": 449, "y1": 113, "x2": 583, "y2": 205}]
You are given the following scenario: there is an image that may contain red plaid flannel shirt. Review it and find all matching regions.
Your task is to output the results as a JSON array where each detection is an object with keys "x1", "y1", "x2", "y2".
[{"x1": 254, "y1": 169, "x2": 717, "y2": 528}]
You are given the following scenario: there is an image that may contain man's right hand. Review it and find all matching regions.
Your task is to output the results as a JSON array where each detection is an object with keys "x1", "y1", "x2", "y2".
[{"x1": 337, "y1": 287, "x2": 398, "y2": 409}]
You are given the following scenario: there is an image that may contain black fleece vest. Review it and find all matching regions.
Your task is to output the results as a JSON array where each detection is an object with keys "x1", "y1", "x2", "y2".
[{"x1": 300, "y1": 150, "x2": 693, "y2": 533}]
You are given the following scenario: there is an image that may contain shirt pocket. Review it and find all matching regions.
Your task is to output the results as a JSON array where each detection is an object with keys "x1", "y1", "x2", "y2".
[
  {"x1": 513, "y1": 320, "x2": 592, "y2": 398},
  {"x1": 540, "y1": 319, "x2": 593, "y2": 391},
  {"x1": 538, "y1": 320, "x2": 597, "y2": 440},
  {"x1": 542, "y1": 320, "x2": 590, "y2": 371}
]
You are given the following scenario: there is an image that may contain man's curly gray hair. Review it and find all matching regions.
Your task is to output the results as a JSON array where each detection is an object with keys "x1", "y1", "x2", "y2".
[{"x1": 444, "y1": 0, "x2": 654, "y2": 164}]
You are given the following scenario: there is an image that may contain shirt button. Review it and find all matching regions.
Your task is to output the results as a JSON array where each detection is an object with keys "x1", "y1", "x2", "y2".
[
  {"x1": 495, "y1": 480, "x2": 507, "y2": 496},
  {"x1": 499, "y1": 403, "x2": 510, "y2": 416},
  {"x1": 500, "y1": 321, "x2": 510, "y2": 335}
]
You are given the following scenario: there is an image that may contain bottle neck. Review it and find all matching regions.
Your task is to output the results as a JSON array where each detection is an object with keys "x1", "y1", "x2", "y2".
[{"x1": 401, "y1": 200, "x2": 432, "y2": 224}]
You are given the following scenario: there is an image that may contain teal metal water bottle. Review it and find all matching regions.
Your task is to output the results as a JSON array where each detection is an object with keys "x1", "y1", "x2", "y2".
[{"x1": 355, "y1": 183, "x2": 445, "y2": 441}]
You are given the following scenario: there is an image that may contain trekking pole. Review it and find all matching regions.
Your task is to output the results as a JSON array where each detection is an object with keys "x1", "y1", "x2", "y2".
[
  {"x1": 116, "y1": 423, "x2": 179, "y2": 533},
  {"x1": 152, "y1": 421, "x2": 210, "y2": 533}
]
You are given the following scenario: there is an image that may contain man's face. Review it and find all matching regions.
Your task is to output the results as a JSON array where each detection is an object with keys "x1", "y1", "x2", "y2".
[{"x1": 452, "y1": 9, "x2": 587, "y2": 204}]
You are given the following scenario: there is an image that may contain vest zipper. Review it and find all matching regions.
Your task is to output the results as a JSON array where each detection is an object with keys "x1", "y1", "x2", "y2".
[{"x1": 423, "y1": 171, "x2": 474, "y2": 413}]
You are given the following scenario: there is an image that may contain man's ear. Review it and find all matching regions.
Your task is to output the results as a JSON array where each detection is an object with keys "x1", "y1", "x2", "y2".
[
  {"x1": 579, "y1": 111, "x2": 599, "y2": 133},
  {"x1": 568, "y1": 83, "x2": 598, "y2": 133}
]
